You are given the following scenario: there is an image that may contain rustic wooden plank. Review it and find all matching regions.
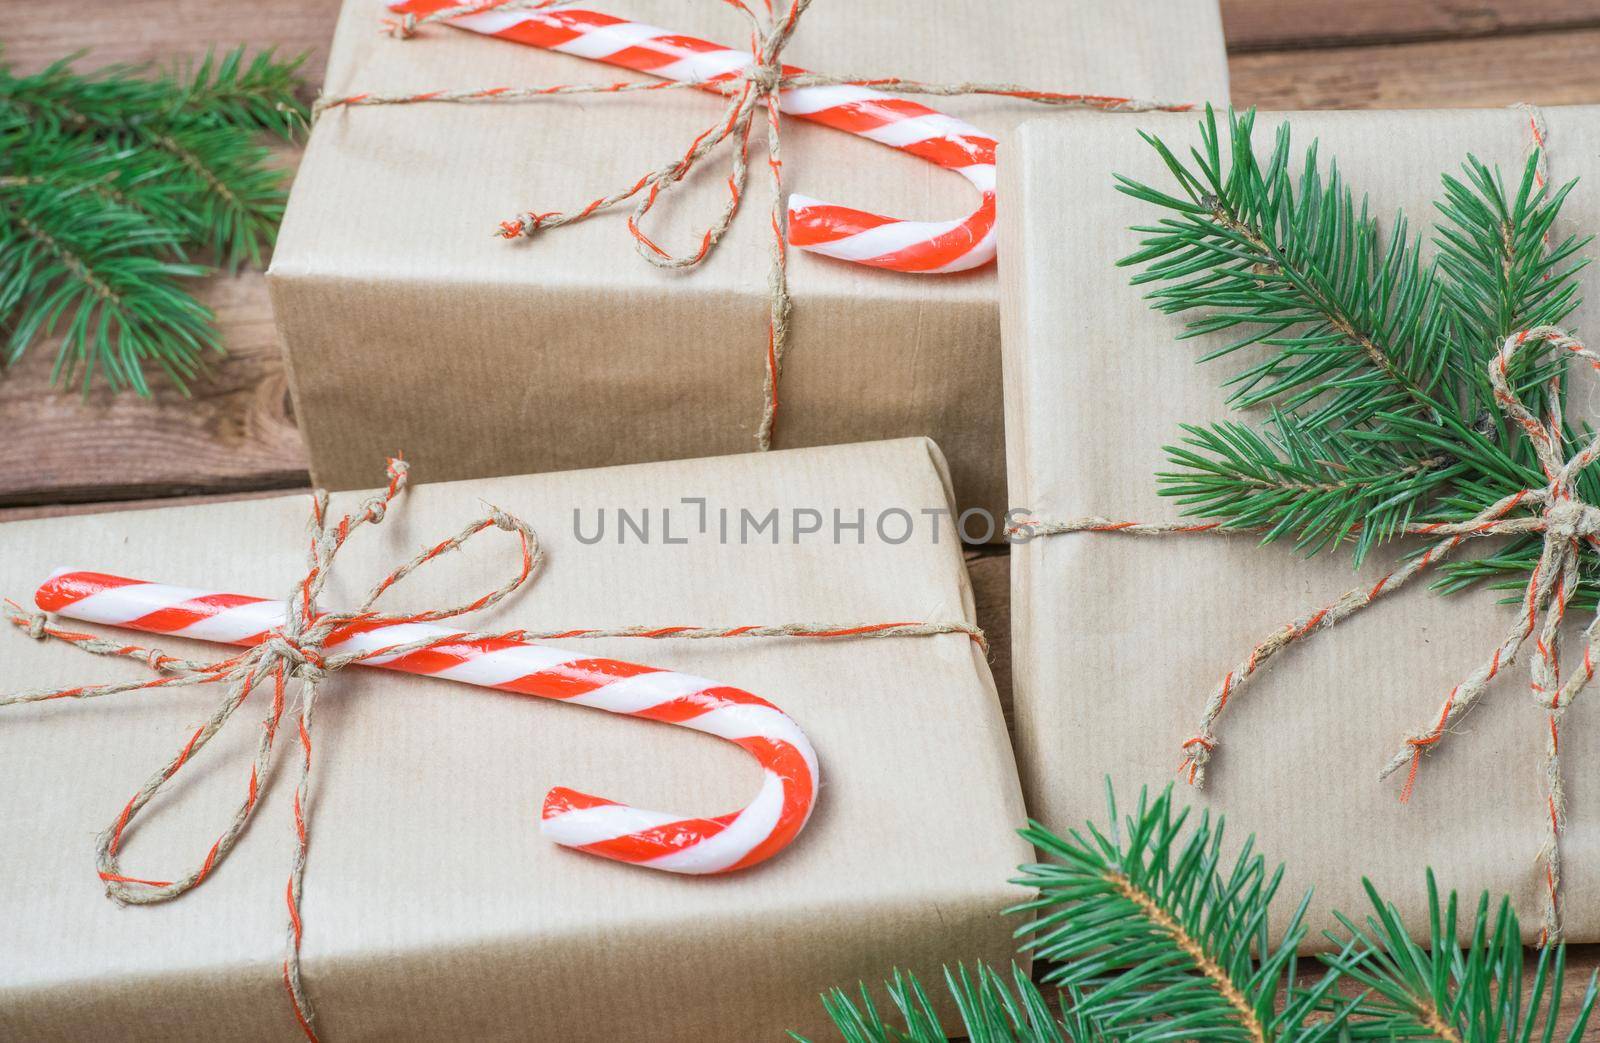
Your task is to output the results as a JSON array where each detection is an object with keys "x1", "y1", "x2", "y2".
[
  {"x1": 1231, "y1": 28, "x2": 1600, "y2": 110},
  {"x1": 1223, "y1": 0, "x2": 1600, "y2": 52},
  {"x1": 3, "y1": 0, "x2": 342, "y2": 80},
  {"x1": 4, "y1": 2, "x2": 1600, "y2": 1016},
  {"x1": 9, "y1": 2, "x2": 1600, "y2": 512},
  {"x1": 0, "y1": 268, "x2": 308, "y2": 507},
  {"x1": 16, "y1": 0, "x2": 1598, "y2": 73},
  {"x1": 0, "y1": 487, "x2": 306, "y2": 524}
]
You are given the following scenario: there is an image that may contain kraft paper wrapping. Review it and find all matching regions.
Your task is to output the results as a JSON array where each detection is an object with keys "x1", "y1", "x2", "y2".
[
  {"x1": 267, "y1": 0, "x2": 1230, "y2": 530},
  {"x1": 0, "y1": 438, "x2": 1029, "y2": 1041},
  {"x1": 1000, "y1": 107, "x2": 1600, "y2": 944}
]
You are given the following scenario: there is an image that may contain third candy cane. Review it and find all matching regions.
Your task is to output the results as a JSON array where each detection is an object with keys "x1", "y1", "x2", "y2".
[{"x1": 390, "y1": 0, "x2": 1000, "y2": 272}]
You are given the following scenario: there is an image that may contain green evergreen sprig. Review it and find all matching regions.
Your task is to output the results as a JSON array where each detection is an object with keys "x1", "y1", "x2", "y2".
[
  {"x1": 797, "y1": 784, "x2": 1597, "y2": 1042},
  {"x1": 0, "y1": 47, "x2": 307, "y2": 393},
  {"x1": 805, "y1": 963, "x2": 1101, "y2": 1043},
  {"x1": 1328, "y1": 873, "x2": 1596, "y2": 1041},
  {"x1": 1113, "y1": 107, "x2": 1592, "y2": 597}
]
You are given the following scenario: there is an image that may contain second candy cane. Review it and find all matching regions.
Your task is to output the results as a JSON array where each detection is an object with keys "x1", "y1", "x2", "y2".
[
  {"x1": 389, "y1": 0, "x2": 1001, "y2": 272},
  {"x1": 34, "y1": 568, "x2": 819, "y2": 875}
]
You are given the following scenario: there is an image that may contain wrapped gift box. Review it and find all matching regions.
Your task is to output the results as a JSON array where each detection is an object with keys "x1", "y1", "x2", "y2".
[
  {"x1": 1000, "y1": 107, "x2": 1600, "y2": 941},
  {"x1": 267, "y1": 0, "x2": 1230, "y2": 528},
  {"x1": 0, "y1": 438, "x2": 1029, "y2": 1041}
]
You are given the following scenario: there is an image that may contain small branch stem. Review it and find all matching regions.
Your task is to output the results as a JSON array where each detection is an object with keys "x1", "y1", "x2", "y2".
[
  {"x1": 8, "y1": 203, "x2": 119, "y2": 305},
  {"x1": 1232, "y1": 452, "x2": 1452, "y2": 496},
  {"x1": 147, "y1": 130, "x2": 241, "y2": 209},
  {"x1": 1416, "y1": 1003, "x2": 1463, "y2": 1043},
  {"x1": 1204, "y1": 198, "x2": 1442, "y2": 421},
  {"x1": 1108, "y1": 869, "x2": 1266, "y2": 1042}
]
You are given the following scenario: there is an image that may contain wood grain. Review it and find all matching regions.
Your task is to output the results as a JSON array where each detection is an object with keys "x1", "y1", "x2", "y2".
[
  {"x1": 1223, "y1": 0, "x2": 1600, "y2": 52},
  {"x1": 4, "y1": 0, "x2": 1599, "y2": 1010},
  {"x1": 0, "y1": 486, "x2": 306, "y2": 524},
  {"x1": 966, "y1": 546, "x2": 1013, "y2": 726},
  {"x1": 3, "y1": 0, "x2": 342, "y2": 81},
  {"x1": 1231, "y1": 27, "x2": 1600, "y2": 110},
  {"x1": 0, "y1": 268, "x2": 307, "y2": 506},
  {"x1": 7, "y1": 1, "x2": 1600, "y2": 513}
]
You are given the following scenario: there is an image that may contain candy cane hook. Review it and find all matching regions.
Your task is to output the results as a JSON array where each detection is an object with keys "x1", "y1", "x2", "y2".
[
  {"x1": 33, "y1": 569, "x2": 819, "y2": 874},
  {"x1": 390, "y1": 0, "x2": 999, "y2": 272}
]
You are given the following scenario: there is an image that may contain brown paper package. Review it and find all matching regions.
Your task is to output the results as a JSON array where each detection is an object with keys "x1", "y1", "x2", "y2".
[
  {"x1": 1000, "y1": 106, "x2": 1600, "y2": 944},
  {"x1": 267, "y1": 0, "x2": 1230, "y2": 531},
  {"x1": 0, "y1": 438, "x2": 1030, "y2": 1041}
]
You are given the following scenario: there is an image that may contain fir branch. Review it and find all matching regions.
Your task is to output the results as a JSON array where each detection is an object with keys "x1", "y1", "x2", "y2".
[
  {"x1": 4, "y1": 127, "x2": 193, "y2": 238},
  {"x1": 793, "y1": 964, "x2": 1101, "y2": 1043},
  {"x1": 1116, "y1": 106, "x2": 1590, "y2": 571},
  {"x1": 0, "y1": 47, "x2": 306, "y2": 391},
  {"x1": 798, "y1": 785, "x2": 1598, "y2": 1043},
  {"x1": 143, "y1": 121, "x2": 288, "y2": 269},
  {"x1": 0, "y1": 53, "x2": 172, "y2": 134},
  {"x1": 0, "y1": 47, "x2": 305, "y2": 269},
  {"x1": 1014, "y1": 783, "x2": 1343, "y2": 1042},
  {"x1": 177, "y1": 47, "x2": 309, "y2": 138},
  {"x1": 1161, "y1": 413, "x2": 1463, "y2": 557},
  {"x1": 0, "y1": 170, "x2": 216, "y2": 392},
  {"x1": 1324, "y1": 871, "x2": 1597, "y2": 1041},
  {"x1": 1435, "y1": 153, "x2": 1587, "y2": 372},
  {"x1": 1116, "y1": 108, "x2": 1456, "y2": 427}
]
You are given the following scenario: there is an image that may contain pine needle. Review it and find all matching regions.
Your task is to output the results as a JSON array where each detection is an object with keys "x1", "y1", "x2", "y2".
[
  {"x1": 0, "y1": 46, "x2": 308, "y2": 393},
  {"x1": 1116, "y1": 107, "x2": 1591, "y2": 588},
  {"x1": 796, "y1": 783, "x2": 1597, "y2": 1042}
]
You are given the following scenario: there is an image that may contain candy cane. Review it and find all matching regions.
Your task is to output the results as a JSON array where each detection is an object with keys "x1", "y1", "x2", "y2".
[
  {"x1": 389, "y1": 0, "x2": 998, "y2": 273},
  {"x1": 34, "y1": 569, "x2": 818, "y2": 875}
]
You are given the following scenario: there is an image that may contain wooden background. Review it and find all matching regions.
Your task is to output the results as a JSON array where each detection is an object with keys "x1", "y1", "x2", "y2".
[
  {"x1": 9, "y1": 0, "x2": 1600, "y2": 516},
  {"x1": 7, "y1": 0, "x2": 1600, "y2": 1030}
]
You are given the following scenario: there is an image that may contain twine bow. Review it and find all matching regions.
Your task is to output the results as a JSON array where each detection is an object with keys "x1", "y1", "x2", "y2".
[
  {"x1": 1, "y1": 460, "x2": 546, "y2": 1038},
  {"x1": 1021, "y1": 325, "x2": 1600, "y2": 943},
  {"x1": 316, "y1": 0, "x2": 1192, "y2": 451},
  {"x1": 1, "y1": 456, "x2": 988, "y2": 1039}
]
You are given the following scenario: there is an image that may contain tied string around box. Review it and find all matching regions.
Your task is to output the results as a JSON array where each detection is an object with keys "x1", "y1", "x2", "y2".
[
  {"x1": 1017, "y1": 327, "x2": 1600, "y2": 946},
  {"x1": 312, "y1": 0, "x2": 1194, "y2": 450},
  {"x1": 1014, "y1": 103, "x2": 1584, "y2": 943},
  {"x1": 0, "y1": 458, "x2": 983, "y2": 1043}
]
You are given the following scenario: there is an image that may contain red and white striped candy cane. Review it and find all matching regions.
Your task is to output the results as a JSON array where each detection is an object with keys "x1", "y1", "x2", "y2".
[
  {"x1": 34, "y1": 568, "x2": 818, "y2": 875},
  {"x1": 390, "y1": 0, "x2": 998, "y2": 273}
]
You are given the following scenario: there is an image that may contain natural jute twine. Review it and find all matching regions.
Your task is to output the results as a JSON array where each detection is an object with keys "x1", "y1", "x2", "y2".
[
  {"x1": 1024, "y1": 325, "x2": 1596, "y2": 945},
  {"x1": 0, "y1": 458, "x2": 983, "y2": 1041},
  {"x1": 1021, "y1": 323, "x2": 1595, "y2": 946},
  {"x1": 312, "y1": 0, "x2": 1194, "y2": 452},
  {"x1": 1017, "y1": 106, "x2": 1584, "y2": 943}
]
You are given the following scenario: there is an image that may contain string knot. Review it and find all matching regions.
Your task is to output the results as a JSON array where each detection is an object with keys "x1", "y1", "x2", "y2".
[
  {"x1": 745, "y1": 62, "x2": 783, "y2": 95},
  {"x1": 382, "y1": 13, "x2": 418, "y2": 39},
  {"x1": 21, "y1": 611, "x2": 46, "y2": 640},
  {"x1": 1177, "y1": 732, "x2": 1216, "y2": 785},
  {"x1": 1542, "y1": 498, "x2": 1600, "y2": 541},
  {"x1": 262, "y1": 631, "x2": 329, "y2": 680}
]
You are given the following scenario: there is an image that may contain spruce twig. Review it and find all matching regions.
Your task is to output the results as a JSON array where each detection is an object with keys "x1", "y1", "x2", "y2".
[
  {"x1": 0, "y1": 46, "x2": 308, "y2": 392},
  {"x1": 1114, "y1": 107, "x2": 1590, "y2": 577},
  {"x1": 1014, "y1": 783, "x2": 1341, "y2": 1042},
  {"x1": 1324, "y1": 871, "x2": 1597, "y2": 1041},
  {"x1": 797, "y1": 784, "x2": 1598, "y2": 1043},
  {"x1": 0, "y1": 134, "x2": 214, "y2": 393}
]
